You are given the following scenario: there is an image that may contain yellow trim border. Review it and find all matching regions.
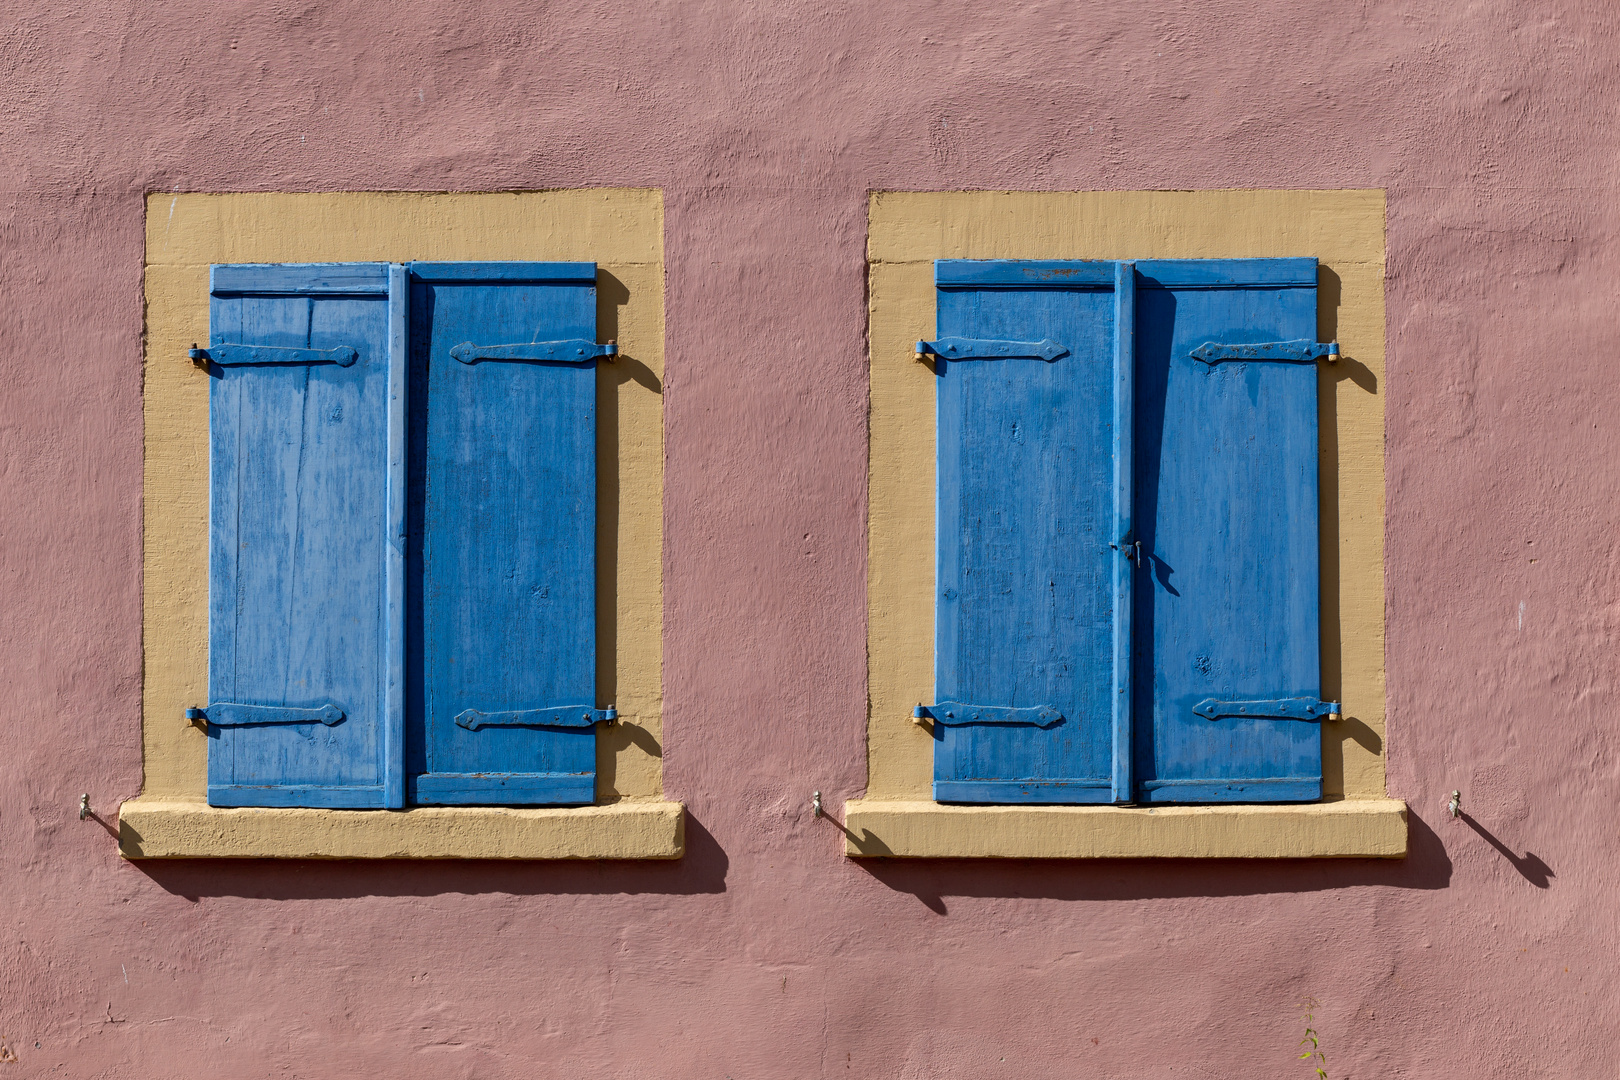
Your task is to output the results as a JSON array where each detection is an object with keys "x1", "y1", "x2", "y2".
[
  {"x1": 843, "y1": 800, "x2": 1407, "y2": 859},
  {"x1": 863, "y1": 190, "x2": 1401, "y2": 858},
  {"x1": 119, "y1": 798, "x2": 685, "y2": 860},
  {"x1": 134, "y1": 190, "x2": 673, "y2": 858}
]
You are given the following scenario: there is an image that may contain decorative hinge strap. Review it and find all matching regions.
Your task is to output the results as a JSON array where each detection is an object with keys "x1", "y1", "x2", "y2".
[
  {"x1": 190, "y1": 344, "x2": 359, "y2": 368},
  {"x1": 455, "y1": 705, "x2": 618, "y2": 730},
  {"x1": 913, "y1": 702, "x2": 1065, "y2": 728},
  {"x1": 450, "y1": 340, "x2": 618, "y2": 365},
  {"x1": 186, "y1": 702, "x2": 346, "y2": 726},
  {"x1": 1190, "y1": 340, "x2": 1339, "y2": 365},
  {"x1": 1193, "y1": 697, "x2": 1341, "y2": 722},
  {"x1": 915, "y1": 337, "x2": 1069, "y2": 362}
]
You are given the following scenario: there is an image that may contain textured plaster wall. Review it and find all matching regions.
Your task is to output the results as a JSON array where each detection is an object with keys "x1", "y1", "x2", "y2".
[{"x1": 1, "y1": 1, "x2": 1614, "y2": 1077}]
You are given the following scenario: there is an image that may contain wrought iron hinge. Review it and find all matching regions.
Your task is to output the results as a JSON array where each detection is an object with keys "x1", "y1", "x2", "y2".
[
  {"x1": 189, "y1": 343, "x2": 358, "y2": 368},
  {"x1": 455, "y1": 705, "x2": 618, "y2": 730},
  {"x1": 913, "y1": 701, "x2": 1065, "y2": 728},
  {"x1": 1193, "y1": 697, "x2": 1342, "y2": 722},
  {"x1": 184, "y1": 702, "x2": 346, "y2": 727},
  {"x1": 450, "y1": 340, "x2": 618, "y2": 365},
  {"x1": 915, "y1": 337, "x2": 1069, "y2": 362},
  {"x1": 1190, "y1": 340, "x2": 1339, "y2": 365}
]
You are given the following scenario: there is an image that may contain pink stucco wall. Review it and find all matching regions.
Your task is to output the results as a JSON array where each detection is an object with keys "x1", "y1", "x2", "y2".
[{"x1": 3, "y1": 1, "x2": 1615, "y2": 1075}]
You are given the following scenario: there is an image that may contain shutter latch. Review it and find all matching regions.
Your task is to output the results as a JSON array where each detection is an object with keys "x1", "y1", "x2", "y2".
[
  {"x1": 450, "y1": 340, "x2": 618, "y2": 365},
  {"x1": 1193, "y1": 697, "x2": 1342, "y2": 722},
  {"x1": 913, "y1": 702, "x2": 1065, "y2": 728},
  {"x1": 456, "y1": 705, "x2": 618, "y2": 730},
  {"x1": 1190, "y1": 340, "x2": 1339, "y2": 365},
  {"x1": 189, "y1": 343, "x2": 359, "y2": 368},
  {"x1": 915, "y1": 337, "x2": 1069, "y2": 363},
  {"x1": 1109, "y1": 538, "x2": 1142, "y2": 567}
]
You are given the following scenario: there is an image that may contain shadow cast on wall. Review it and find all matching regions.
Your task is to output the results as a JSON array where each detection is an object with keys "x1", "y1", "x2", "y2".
[
  {"x1": 127, "y1": 810, "x2": 729, "y2": 901},
  {"x1": 847, "y1": 810, "x2": 1455, "y2": 915},
  {"x1": 1459, "y1": 811, "x2": 1553, "y2": 888}
]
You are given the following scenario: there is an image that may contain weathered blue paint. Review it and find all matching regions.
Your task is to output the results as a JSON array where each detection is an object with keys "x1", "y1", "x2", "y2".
[
  {"x1": 1133, "y1": 258, "x2": 1319, "y2": 289},
  {"x1": 406, "y1": 262, "x2": 600, "y2": 807},
  {"x1": 932, "y1": 262, "x2": 1121, "y2": 804},
  {"x1": 194, "y1": 343, "x2": 359, "y2": 367},
  {"x1": 1110, "y1": 261, "x2": 1136, "y2": 804},
  {"x1": 917, "y1": 702, "x2": 1065, "y2": 727},
  {"x1": 449, "y1": 339, "x2": 617, "y2": 365},
  {"x1": 206, "y1": 263, "x2": 394, "y2": 808},
  {"x1": 1192, "y1": 697, "x2": 1340, "y2": 721},
  {"x1": 1190, "y1": 339, "x2": 1334, "y2": 364},
  {"x1": 935, "y1": 259, "x2": 1117, "y2": 288},
  {"x1": 210, "y1": 262, "x2": 392, "y2": 296},
  {"x1": 383, "y1": 263, "x2": 409, "y2": 809},
  {"x1": 1132, "y1": 258, "x2": 1323, "y2": 803},
  {"x1": 408, "y1": 261, "x2": 598, "y2": 284},
  {"x1": 203, "y1": 702, "x2": 345, "y2": 726},
  {"x1": 929, "y1": 257, "x2": 1327, "y2": 806},
  {"x1": 915, "y1": 336, "x2": 1069, "y2": 361},
  {"x1": 454, "y1": 706, "x2": 615, "y2": 730}
]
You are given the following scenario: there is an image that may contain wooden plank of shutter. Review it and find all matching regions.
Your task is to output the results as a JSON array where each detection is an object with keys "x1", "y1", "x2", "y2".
[
  {"x1": 1131, "y1": 258, "x2": 1325, "y2": 803},
  {"x1": 407, "y1": 263, "x2": 601, "y2": 807},
  {"x1": 931, "y1": 261, "x2": 1123, "y2": 805},
  {"x1": 206, "y1": 263, "x2": 399, "y2": 808}
]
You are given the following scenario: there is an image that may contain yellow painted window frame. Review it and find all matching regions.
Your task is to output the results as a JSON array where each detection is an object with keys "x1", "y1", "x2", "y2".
[
  {"x1": 125, "y1": 191, "x2": 680, "y2": 859},
  {"x1": 854, "y1": 190, "x2": 1405, "y2": 858}
]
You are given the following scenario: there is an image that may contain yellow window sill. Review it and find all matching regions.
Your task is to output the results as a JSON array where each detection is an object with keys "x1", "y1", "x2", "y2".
[
  {"x1": 118, "y1": 797, "x2": 685, "y2": 860},
  {"x1": 842, "y1": 798, "x2": 1407, "y2": 859}
]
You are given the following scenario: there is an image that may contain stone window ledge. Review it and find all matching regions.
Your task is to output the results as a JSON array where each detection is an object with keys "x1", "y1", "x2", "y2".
[
  {"x1": 842, "y1": 798, "x2": 1407, "y2": 859},
  {"x1": 118, "y1": 797, "x2": 685, "y2": 860}
]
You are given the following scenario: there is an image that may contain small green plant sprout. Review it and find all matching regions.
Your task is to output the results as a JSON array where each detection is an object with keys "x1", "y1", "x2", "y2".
[{"x1": 1298, "y1": 997, "x2": 1328, "y2": 1079}]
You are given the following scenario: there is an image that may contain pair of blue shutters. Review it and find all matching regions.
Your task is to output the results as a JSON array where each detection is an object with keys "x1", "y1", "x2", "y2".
[
  {"x1": 928, "y1": 258, "x2": 1331, "y2": 805},
  {"x1": 204, "y1": 262, "x2": 609, "y2": 809}
]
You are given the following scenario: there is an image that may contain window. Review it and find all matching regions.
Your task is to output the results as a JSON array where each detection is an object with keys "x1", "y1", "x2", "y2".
[
  {"x1": 201, "y1": 261, "x2": 613, "y2": 809},
  {"x1": 852, "y1": 190, "x2": 1404, "y2": 858},
  {"x1": 919, "y1": 258, "x2": 1332, "y2": 806},
  {"x1": 125, "y1": 190, "x2": 678, "y2": 858}
]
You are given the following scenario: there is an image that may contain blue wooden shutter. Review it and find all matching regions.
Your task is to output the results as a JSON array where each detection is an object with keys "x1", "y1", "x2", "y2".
[
  {"x1": 205, "y1": 263, "x2": 406, "y2": 808},
  {"x1": 927, "y1": 260, "x2": 1133, "y2": 803},
  {"x1": 407, "y1": 262, "x2": 607, "y2": 806},
  {"x1": 1131, "y1": 258, "x2": 1326, "y2": 802}
]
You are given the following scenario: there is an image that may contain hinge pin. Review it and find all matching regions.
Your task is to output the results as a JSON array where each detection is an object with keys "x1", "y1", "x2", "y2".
[
  {"x1": 79, "y1": 794, "x2": 90, "y2": 820},
  {"x1": 1326, "y1": 342, "x2": 1340, "y2": 364},
  {"x1": 188, "y1": 344, "x2": 208, "y2": 369}
]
